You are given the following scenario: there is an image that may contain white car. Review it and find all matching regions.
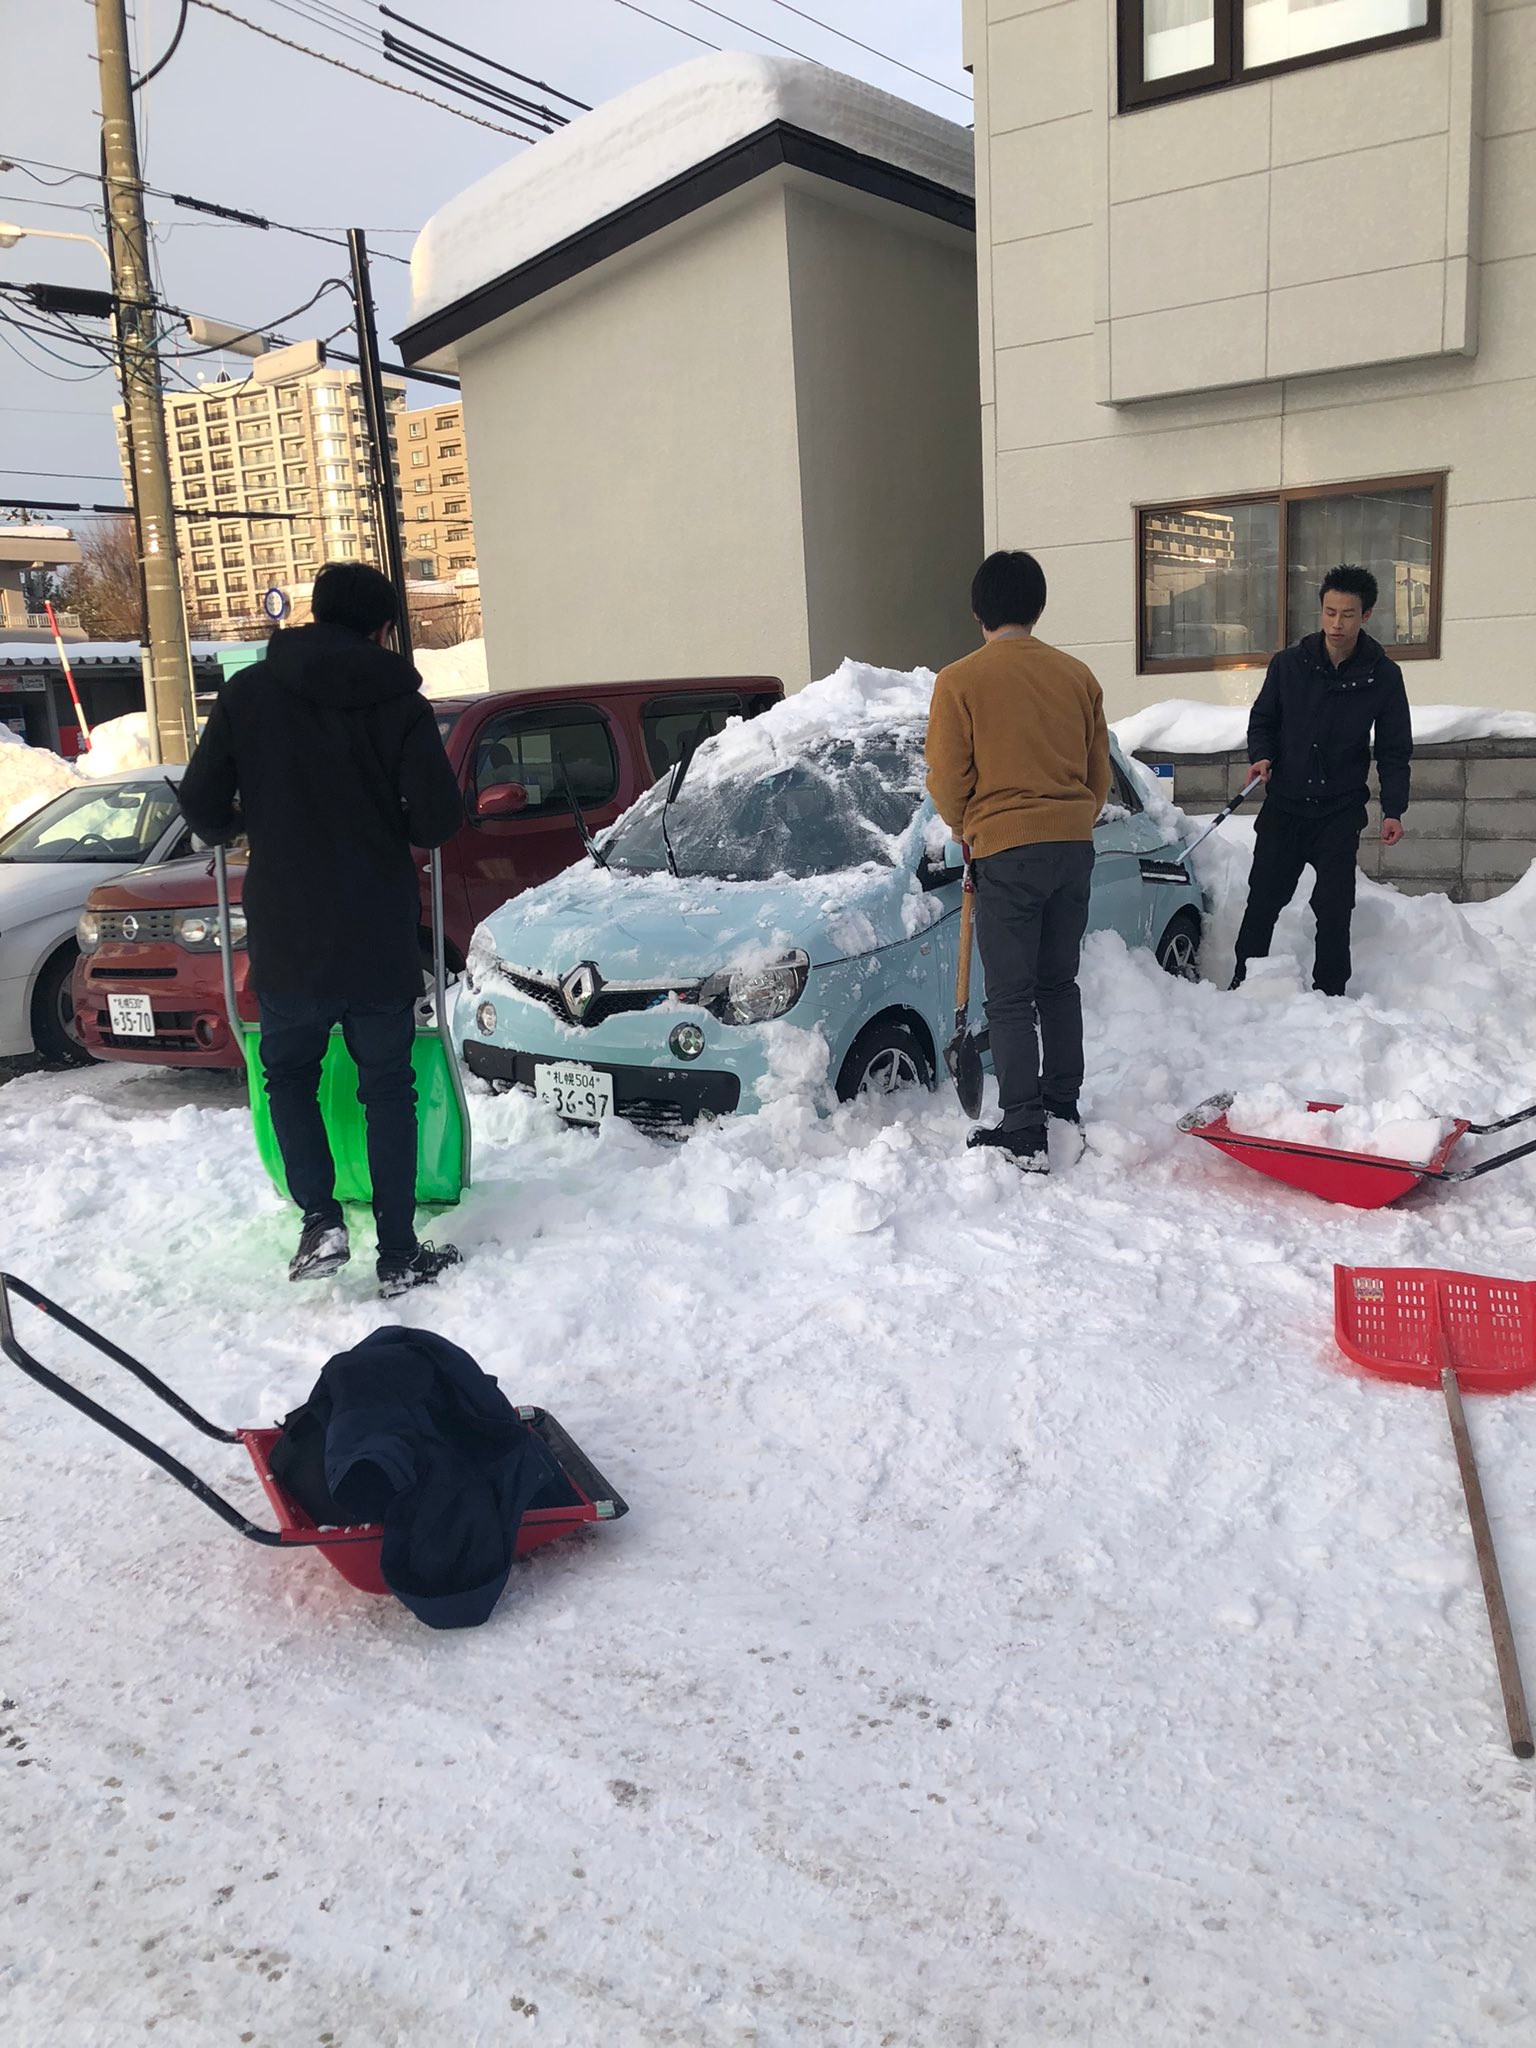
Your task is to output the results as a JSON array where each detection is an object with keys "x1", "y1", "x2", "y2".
[{"x1": 0, "y1": 770, "x2": 189, "y2": 1065}]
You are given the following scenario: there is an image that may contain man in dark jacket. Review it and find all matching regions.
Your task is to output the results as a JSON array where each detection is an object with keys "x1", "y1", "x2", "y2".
[
  {"x1": 1231, "y1": 564, "x2": 1412, "y2": 997},
  {"x1": 179, "y1": 561, "x2": 466, "y2": 1295}
]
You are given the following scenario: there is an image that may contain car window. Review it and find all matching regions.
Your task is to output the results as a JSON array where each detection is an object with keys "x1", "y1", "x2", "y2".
[
  {"x1": 0, "y1": 778, "x2": 182, "y2": 864},
  {"x1": 472, "y1": 705, "x2": 618, "y2": 816},
  {"x1": 640, "y1": 694, "x2": 745, "y2": 778},
  {"x1": 1108, "y1": 758, "x2": 1144, "y2": 815}
]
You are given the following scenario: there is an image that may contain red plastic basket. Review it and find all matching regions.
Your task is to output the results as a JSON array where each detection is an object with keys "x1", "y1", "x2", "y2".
[
  {"x1": 1181, "y1": 1098, "x2": 1469, "y2": 1209},
  {"x1": 239, "y1": 1412, "x2": 624, "y2": 1596},
  {"x1": 1334, "y1": 1265, "x2": 1536, "y2": 1393}
]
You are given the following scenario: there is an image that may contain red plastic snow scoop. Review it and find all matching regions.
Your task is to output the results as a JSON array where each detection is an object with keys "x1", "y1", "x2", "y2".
[{"x1": 1335, "y1": 1264, "x2": 1536, "y2": 1757}]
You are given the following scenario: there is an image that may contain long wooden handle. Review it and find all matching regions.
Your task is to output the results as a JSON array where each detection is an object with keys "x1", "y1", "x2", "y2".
[
  {"x1": 954, "y1": 882, "x2": 974, "y2": 1014},
  {"x1": 1441, "y1": 1369, "x2": 1535, "y2": 1758}
]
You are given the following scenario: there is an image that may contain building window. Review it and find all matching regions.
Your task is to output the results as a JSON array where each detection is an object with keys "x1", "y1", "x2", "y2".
[
  {"x1": 219, "y1": 524, "x2": 243, "y2": 543},
  {"x1": 437, "y1": 441, "x2": 462, "y2": 459},
  {"x1": 415, "y1": 507, "x2": 432, "y2": 522},
  {"x1": 204, "y1": 402, "x2": 227, "y2": 422},
  {"x1": 174, "y1": 405, "x2": 197, "y2": 425},
  {"x1": 446, "y1": 526, "x2": 469, "y2": 541},
  {"x1": 448, "y1": 553, "x2": 473, "y2": 570},
  {"x1": 409, "y1": 420, "x2": 425, "y2": 438},
  {"x1": 207, "y1": 429, "x2": 231, "y2": 449},
  {"x1": 183, "y1": 484, "x2": 208, "y2": 502},
  {"x1": 177, "y1": 431, "x2": 202, "y2": 453},
  {"x1": 443, "y1": 497, "x2": 466, "y2": 515},
  {"x1": 1119, "y1": 0, "x2": 1438, "y2": 110},
  {"x1": 434, "y1": 414, "x2": 456, "y2": 432},
  {"x1": 1137, "y1": 473, "x2": 1444, "y2": 672},
  {"x1": 440, "y1": 470, "x2": 465, "y2": 487},
  {"x1": 196, "y1": 601, "x2": 222, "y2": 621},
  {"x1": 410, "y1": 450, "x2": 428, "y2": 467},
  {"x1": 194, "y1": 577, "x2": 219, "y2": 596}
]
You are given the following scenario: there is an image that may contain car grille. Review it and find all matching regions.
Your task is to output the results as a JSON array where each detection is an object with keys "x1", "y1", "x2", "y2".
[
  {"x1": 496, "y1": 960, "x2": 700, "y2": 1030},
  {"x1": 95, "y1": 909, "x2": 178, "y2": 942},
  {"x1": 87, "y1": 965, "x2": 178, "y2": 981}
]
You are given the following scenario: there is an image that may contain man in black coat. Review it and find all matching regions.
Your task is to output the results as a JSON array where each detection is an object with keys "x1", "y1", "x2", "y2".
[
  {"x1": 179, "y1": 561, "x2": 466, "y2": 1295},
  {"x1": 1231, "y1": 564, "x2": 1413, "y2": 997}
]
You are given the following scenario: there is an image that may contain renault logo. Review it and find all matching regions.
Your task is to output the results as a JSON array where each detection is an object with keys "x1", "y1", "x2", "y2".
[
  {"x1": 121, "y1": 915, "x2": 139, "y2": 941},
  {"x1": 560, "y1": 962, "x2": 601, "y2": 1023}
]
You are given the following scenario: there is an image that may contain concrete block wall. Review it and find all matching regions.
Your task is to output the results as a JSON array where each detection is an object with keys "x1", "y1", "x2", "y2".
[{"x1": 1136, "y1": 742, "x2": 1536, "y2": 901}]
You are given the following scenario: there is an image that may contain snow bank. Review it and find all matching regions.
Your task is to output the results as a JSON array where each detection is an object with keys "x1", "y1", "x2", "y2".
[
  {"x1": 415, "y1": 637, "x2": 490, "y2": 698},
  {"x1": 78, "y1": 712, "x2": 153, "y2": 777},
  {"x1": 410, "y1": 53, "x2": 974, "y2": 332},
  {"x1": 1224, "y1": 1084, "x2": 1453, "y2": 1164},
  {"x1": 0, "y1": 725, "x2": 82, "y2": 833},
  {"x1": 1117, "y1": 696, "x2": 1536, "y2": 756}
]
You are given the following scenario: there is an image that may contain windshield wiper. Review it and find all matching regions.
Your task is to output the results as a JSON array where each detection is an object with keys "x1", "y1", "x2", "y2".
[
  {"x1": 658, "y1": 723, "x2": 706, "y2": 879},
  {"x1": 556, "y1": 752, "x2": 608, "y2": 869}
]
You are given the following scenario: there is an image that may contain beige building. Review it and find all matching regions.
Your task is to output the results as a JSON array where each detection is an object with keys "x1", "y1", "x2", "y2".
[
  {"x1": 964, "y1": 0, "x2": 1536, "y2": 715},
  {"x1": 399, "y1": 400, "x2": 476, "y2": 583},
  {"x1": 400, "y1": 55, "x2": 983, "y2": 694},
  {"x1": 117, "y1": 368, "x2": 406, "y2": 637}
]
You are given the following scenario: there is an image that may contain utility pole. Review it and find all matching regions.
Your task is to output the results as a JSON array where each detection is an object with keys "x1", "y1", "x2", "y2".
[
  {"x1": 347, "y1": 229, "x2": 412, "y2": 655},
  {"x1": 95, "y1": 0, "x2": 197, "y2": 763}
]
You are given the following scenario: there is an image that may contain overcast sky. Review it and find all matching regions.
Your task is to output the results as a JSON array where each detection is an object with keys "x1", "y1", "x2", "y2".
[{"x1": 0, "y1": 0, "x2": 969, "y2": 523}]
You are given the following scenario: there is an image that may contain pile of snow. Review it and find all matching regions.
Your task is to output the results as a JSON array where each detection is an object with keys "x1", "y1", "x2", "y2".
[
  {"x1": 1117, "y1": 696, "x2": 1536, "y2": 757},
  {"x1": 1223, "y1": 1083, "x2": 1454, "y2": 1164},
  {"x1": 78, "y1": 712, "x2": 153, "y2": 777},
  {"x1": 410, "y1": 53, "x2": 974, "y2": 337},
  {"x1": 682, "y1": 656, "x2": 933, "y2": 793},
  {"x1": 0, "y1": 724, "x2": 82, "y2": 833},
  {"x1": 415, "y1": 636, "x2": 490, "y2": 698}
]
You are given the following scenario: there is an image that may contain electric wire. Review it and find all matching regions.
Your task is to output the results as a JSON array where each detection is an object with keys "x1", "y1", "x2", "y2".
[
  {"x1": 377, "y1": 6, "x2": 591, "y2": 113},
  {"x1": 756, "y1": 0, "x2": 970, "y2": 101},
  {"x1": 132, "y1": 0, "x2": 192, "y2": 90},
  {"x1": 185, "y1": 0, "x2": 531, "y2": 138}
]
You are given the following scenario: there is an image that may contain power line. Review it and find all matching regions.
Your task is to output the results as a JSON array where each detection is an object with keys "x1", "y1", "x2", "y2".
[
  {"x1": 378, "y1": 6, "x2": 591, "y2": 113},
  {"x1": 756, "y1": 1, "x2": 970, "y2": 102},
  {"x1": 0, "y1": 152, "x2": 413, "y2": 266},
  {"x1": 185, "y1": 0, "x2": 532, "y2": 138},
  {"x1": 0, "y1": 468, "x2": 128, "y2": 483},
  {"x1": 133, "y1": 0, "x2": 192, "y2": 90},
  {"x1": 602, "y1": 0, "x2": 718, "y2": 52}
]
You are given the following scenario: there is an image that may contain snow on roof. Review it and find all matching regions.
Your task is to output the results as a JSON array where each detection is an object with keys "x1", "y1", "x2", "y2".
[
  {"x1": 0, "y1": 524, "x2": 74, "y2": 541},
  {"x1": 1116, "y1": 697, "x2": 1536, "y2": 755},
  {"x1": 409, "y1": 53, "x2": 974, "y2": 334}
]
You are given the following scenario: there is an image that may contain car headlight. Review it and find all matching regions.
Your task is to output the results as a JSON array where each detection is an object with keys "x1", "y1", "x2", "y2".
[
  {"x1": 174, "y1": 907, "x2": 248, "y2": 951},
  {"x1": 78, "y1": 909, "x2": 102, "y2": 951},
  {"x1": 700, "y1": 950, "x2": 809, "y2": 1025}
]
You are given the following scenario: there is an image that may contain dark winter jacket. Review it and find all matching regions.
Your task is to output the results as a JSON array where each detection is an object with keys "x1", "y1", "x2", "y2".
[
  {"x1": 178, "y1": 622, "x2": 463, "y2": 999},
  {"x1": 267, "y1": 1326, "x2": 578, "y2": 1630},
  {"x1": 1247, "y1": 631, "x2": 1412, "y2": 820}
]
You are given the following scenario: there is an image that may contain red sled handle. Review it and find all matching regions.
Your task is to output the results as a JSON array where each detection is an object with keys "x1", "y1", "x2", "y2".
[
  {"x1": 0, "y1": 1274, "x2": 373, "y2": 1550},
  {"x1": 1181, "y1": 1096, "x2": 1536, "y2": 1183}
]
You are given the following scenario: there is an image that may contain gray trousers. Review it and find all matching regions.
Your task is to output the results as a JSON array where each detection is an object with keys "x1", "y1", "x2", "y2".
[{"x1": 972, "y1": 840, "x2": 1094, "y2": 1132}]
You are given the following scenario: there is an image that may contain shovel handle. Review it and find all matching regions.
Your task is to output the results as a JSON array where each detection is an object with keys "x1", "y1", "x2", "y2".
[
  {"x1": 954, "y1": 878, "x2": 975, "y2": 1013},
  {"x1": 1441, "y1": 1369, "x2": 1534, "y2": 1758}
]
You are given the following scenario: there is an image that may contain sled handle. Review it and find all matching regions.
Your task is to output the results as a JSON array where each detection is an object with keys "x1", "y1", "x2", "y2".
[
  {"x1": 1182, "y1": 1108, "x2": 1536, "y2": 1187},
  {"x1": 1463, "y1": 1100, "x2": 1536, "y2": 1138},
  {"x1": 0, "y1": 1274, "x2": 373, "y2": 1552},
  {"x1": 1438, "y1": 1134, "x2": 1536, "y2": 1183},
  {"x1": 213, "y1": 842, "x2": 241, "y2": 1042}
]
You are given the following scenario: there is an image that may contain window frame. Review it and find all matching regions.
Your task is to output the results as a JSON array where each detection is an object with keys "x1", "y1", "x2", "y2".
[
  {"x1": 1118, "y1": 0, "x2": 1441, "y2": 113},
  {"x1": 471, "y1": 703, "x2": 620, "y2": 819},
  {"x1": 1134, "y1": 470, "x2": 1446, "y2": 675}
]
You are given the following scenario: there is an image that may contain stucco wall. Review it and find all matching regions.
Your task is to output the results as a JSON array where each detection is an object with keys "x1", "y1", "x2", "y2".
[
  {"x1": 964, "y1": 0, "x2": 1536, "y2": 720},
  {"x1": 456, "y1": 183, "x2": 810, "y2": 693},
  {"x1": 783, "y1": 182, "x2": 984, "y2": 677}
]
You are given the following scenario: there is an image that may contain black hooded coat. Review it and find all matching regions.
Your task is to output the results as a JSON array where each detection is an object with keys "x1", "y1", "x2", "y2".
[{"x1": 178, "y1": 622, "x2": 463, "y2": 999}]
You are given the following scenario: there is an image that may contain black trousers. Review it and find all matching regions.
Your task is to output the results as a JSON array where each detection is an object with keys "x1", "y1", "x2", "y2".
[
  {"x1": 257, "y1": 994, "x2": 419, "y2": 1262},
  {"x1": 1233, "y1": 801, "x2": 1367, "y2": 997},
  {"x1": 972, "y1": 840, "x2": 1095, "y2": 1133}
]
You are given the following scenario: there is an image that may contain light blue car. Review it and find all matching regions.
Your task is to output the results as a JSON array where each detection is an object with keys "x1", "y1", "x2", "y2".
[{"x1": 456, "y1": 713, "x2": 1204, "y2": 1132}]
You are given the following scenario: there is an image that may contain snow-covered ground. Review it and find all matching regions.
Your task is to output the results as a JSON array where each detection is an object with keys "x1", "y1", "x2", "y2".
[{"x1": 4, "y1": 827, "x2": 1536, "y2": 2041}]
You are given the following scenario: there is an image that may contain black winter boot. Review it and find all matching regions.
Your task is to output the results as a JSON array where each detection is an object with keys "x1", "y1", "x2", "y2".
[
  {"x1": 966, "y1": 1124, "x2": 1049, "y2": 1173},
  {"x1": 377, "y1": 1239, "x2": 463, "y2": 1300}
]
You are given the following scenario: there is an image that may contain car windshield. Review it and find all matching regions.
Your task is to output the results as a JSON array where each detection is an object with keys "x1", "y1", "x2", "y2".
[
  {"x1": 603, "y1": 728, "x2": 926, "y2": 880},
  {"x1": 0, "y1": 777, "x2": 182, "y2": 864}
]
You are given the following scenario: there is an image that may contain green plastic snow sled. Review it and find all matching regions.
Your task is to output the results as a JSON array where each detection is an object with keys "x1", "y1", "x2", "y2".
[{"x1": 215, "y1": 846, "x2": 471, "y2": 1210}]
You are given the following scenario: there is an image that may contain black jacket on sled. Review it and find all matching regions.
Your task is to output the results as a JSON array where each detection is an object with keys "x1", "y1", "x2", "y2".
[
  {"x1": 268, "y1": 1327, "x2": 577, "y2": 1630},
  {"x1": 1246, "y1": 631, "x2": 1412, "y2": 822},
  {"x1": 178, "y1": 622, "x2": 463, "y2": 1001}
]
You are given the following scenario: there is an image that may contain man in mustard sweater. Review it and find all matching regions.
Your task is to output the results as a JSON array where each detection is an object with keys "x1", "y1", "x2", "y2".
[{"x1": 926, "y1": 551, "x2": 1110, "y2": 1172}]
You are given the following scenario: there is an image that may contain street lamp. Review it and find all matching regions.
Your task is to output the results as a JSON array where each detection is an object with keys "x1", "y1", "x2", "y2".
[{"x1": 0, "y1": 221, "x2": 112, "y2": 270}]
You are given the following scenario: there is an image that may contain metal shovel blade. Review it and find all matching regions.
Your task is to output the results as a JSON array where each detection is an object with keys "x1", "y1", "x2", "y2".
[{"x1": 945, "y1": 1022, "x2": 985, "y2": 1119}]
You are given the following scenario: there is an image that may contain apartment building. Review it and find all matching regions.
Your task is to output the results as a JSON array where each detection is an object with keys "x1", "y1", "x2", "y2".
[
  {"x1": 116, "y1": 368, "x2": 403, "y2": 637},
  {"x1": 398, "y1": 400, "x2": 477, "y2": 583},
  {"x1": 963, "y1": 0, "x2": 1536, "y2": 717}
]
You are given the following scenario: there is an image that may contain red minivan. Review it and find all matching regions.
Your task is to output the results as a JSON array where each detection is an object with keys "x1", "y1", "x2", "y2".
[{"x1": 74, "y1": 675, "x2": 782, "y2": 1068}]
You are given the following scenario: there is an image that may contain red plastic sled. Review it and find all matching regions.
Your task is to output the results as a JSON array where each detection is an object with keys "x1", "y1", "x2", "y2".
[
  {"x1": 1335, "y1": 1264, "x2": 1536, "y2": 1395},
  {"x1": 0, "y1": 1274, "x2": 627, "y2": 1599},
  {"x1": 1178, "y1": 1093, "x2": 1536, "y2": 1210}
]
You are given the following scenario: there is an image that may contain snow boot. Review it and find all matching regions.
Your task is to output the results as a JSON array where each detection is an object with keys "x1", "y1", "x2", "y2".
[
  {"x1": 377, "y1": 1239, "x2": 463, "y2": 1300},
  {"x1": 289, "y1": 1214, "x2": 350, "y2": 1284},
  {"x1": 966, "y1": 1124, "x2": 1049, "y2": 1173},
  {"x1": 1044, "y1": 1099, "x2": 1087, "y2": 1169}
]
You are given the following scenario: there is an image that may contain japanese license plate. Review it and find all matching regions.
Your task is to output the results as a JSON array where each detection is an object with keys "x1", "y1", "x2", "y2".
[
  {"x1": 536, "y1": 1060, "x2": 614, "y2": 1124},
  {"x1": 107, "y1": 992, "x2": 156, "y2": 1038}
]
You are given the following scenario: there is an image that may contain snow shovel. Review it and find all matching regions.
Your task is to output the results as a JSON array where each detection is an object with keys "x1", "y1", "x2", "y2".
[
  {"x1": 943, "y1": 845, "x2": 984, "y2": 1118},
  {"x1": 1139, "y1": 773, "x2": 1265, "y2": 884},
  {"x1": 214, "y1": 844, "x2": 471, "y2": 1208},
  {"x1": 1335, "y1": 1264, "x2": 1535, "y2": 1758}
]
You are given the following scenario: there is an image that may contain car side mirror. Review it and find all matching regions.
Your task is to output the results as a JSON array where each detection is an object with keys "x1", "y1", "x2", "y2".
[
  {"x1": 918, "y1": 842, "x2": 963, "y2": 892},
  {"x1": 475, "y1": 781, "x2": 529, "y2": 821}
]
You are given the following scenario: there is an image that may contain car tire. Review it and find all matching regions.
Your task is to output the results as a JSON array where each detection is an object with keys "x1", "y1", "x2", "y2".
[
  {"x1": 31, "y1": 943, "x2": 93, "y2": 1068},
  {"x1": 1156, "y1": 911, "x2": 1202, "y2": 981},
  {"x1": 835, "y1": 1018, "x2": 935, "y2": 1103}
]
